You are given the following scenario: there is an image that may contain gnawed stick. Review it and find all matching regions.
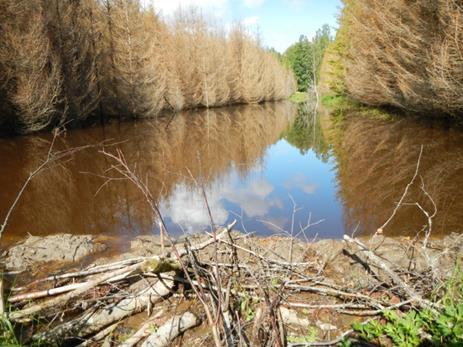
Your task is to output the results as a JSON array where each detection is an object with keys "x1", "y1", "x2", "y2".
[
  {"x1": 140, "y1": 312, "x2": 199, "y2": 347},
  {"x1": 216, "y1": 237, "x2": 315, "y2": 269},
  {"x1": 118, "y1": 310, "x2": 165, "y2": 347},
  {"x1": 177, "y1": 220, "x2": 237, "y2": 257},
  {"x1": 33, "y1": 278, "x2": 174, "y2": 345},
  {"x1": 12, "y1": 257, "x2": 146, "y2": 292},
  {"x1": 343, "y1": 235, "x2": 438, "y2": 310},
  {"x1": 9, "y1": 257, "x2": 179, "y2": 321},
  {"x1": 9, "y1": 282, "x2": 85, "y2": 303},
  {"x1": 13, "y1": 221, "x2": 236, "y2": 293},
  {"x1": 284, "y1": 284, "x2": 385, "y2": 308},
  {"x1": 9, "y1": 268, "x2": 139, "y2": 303},
  {"x1": 75, "y1": 322, "x2": 119, "y2": 347},
  {"x1": 0, "y1": 276, "x2": 4, "y2": 315}
]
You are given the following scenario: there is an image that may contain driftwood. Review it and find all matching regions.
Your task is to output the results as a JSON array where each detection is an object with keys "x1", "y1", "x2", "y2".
[
  {"x1": 33, "y1": 278, "x2": 174, "y2": 344},
  {"x1": 140, "y1": 312, "x2": 199, "y2": 347}
]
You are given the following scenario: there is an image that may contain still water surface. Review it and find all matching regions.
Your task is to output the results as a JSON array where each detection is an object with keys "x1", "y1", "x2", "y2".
[{"x1": 0, "y1": 102, "x2": 462, "y2": 250}]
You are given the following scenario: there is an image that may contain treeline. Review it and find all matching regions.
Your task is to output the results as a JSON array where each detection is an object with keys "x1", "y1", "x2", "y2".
[
  {"x1": 0, "y1": 0, "x2": 295, "y2": 134},
  {"x1": 283, "y1": 25, "x2": 332, "y2": 92},
  {"x1": 329, "y1": 0, "x2": 463, "y2": 116}
]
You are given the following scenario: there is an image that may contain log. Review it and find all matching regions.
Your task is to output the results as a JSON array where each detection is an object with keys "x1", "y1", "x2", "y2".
[
  {"x1": 140, "y1": 312, "x2": 199, "y2": 347},
  {"x1": 33, "y1": 278, "x2": 174, "y2": 345}
]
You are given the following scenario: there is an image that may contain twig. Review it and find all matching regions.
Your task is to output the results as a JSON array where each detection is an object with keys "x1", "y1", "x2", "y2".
[
  {"x1": 343, "y1": 234, "x2": 438, "y2": 311},
  {"x1": 376, "y1": 145, "x2": 424, "y2": 234}
]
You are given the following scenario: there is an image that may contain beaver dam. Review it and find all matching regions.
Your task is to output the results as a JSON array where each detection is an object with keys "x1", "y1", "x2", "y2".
[{"x1": 1, "y1": 103, "x2": 463, "y2": 346}]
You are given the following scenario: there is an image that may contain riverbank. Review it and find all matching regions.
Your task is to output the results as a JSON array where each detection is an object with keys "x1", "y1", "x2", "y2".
[{"x1": 1, "y1": 226, "x2": 461, "y2": 346}]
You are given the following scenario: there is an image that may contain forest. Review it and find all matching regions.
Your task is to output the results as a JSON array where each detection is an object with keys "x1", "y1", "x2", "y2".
[
  {"x1": 282, "y1": 25, "x2": 332, "y2": 92},
  {"x1": 0, "y1": 0, "x2": 295, "y2": 134},
  {"x1": 325, "y1": 0, "x2": 463, "y2": 117}
]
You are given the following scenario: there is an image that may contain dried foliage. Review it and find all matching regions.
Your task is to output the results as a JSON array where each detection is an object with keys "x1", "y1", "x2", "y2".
[
  {"x1": 337, "y1": 0, "x2": 463, "y2": 116},
  {"x1": 0, "y1": 0, "x2": 295, "y2": 134}
]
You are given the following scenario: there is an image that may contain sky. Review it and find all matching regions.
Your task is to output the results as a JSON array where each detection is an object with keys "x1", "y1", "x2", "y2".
[{"x1": 146, "y1": 0, "x2": 342, "y2": 52}]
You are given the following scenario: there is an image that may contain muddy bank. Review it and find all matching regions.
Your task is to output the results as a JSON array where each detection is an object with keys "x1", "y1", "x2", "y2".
[
  {"x1": 2, "y1": 230, "x2": 461, "y2": 346},
  {"x1": 4, "y1": 231, "x2": 461, "y2": 281}
]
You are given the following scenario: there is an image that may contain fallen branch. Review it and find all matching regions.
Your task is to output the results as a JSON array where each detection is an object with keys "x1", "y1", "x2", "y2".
[
  {"x1": 118, "y1": 312, "x2": 163, "y2": 347},
  {"x1": 33, "y1": 278, "x2": 174, "y2": 344},
  {"x1": 76, "y1": 322, "x2": 119, "y2": 347},
  {"x1": 10, "y1": 257, "x2": 179, "y2": 321},
  {"x1": 343, "y1": 235, "x2": 437, "y2": 310},
  {"x1": 140, "y1": 312, "x2": 199, "y2": 347}
]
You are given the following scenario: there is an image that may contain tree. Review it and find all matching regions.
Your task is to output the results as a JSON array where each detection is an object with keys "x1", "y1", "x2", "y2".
[
  {"x1": 0, "y1": 0, "x2": 62, "y2": 133},
  {"x1": 283, "y1": 35, "x2": 312, "y2": 91}
]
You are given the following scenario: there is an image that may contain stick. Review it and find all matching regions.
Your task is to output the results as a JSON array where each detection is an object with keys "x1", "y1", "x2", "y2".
[
  {"x1": 140, "y1": 312, "x2": 199, "y2": 347},
  {"x1": 159, "y1": 221, "x2": 165, "y2": 257},
  {"x1": 12, "y1": 257, "x2": 146, "y2": 292},
  {"x1": 76, "y1": 322, "x2": 119, "y2": 347},
  {"x1": 9, "y1": 257, "x2": 179, "y2": 321},
  {"x1": 118, "y1": 313, "x2": 163, "y2": 347},
  {"x1": 9, "y1": 269, "x2": 138, "y2": 303},
  {"x1": 0, "y1": 277, "x2": 4, "y2": 316},
  {"x1": 343, "y1": 235, "x2": 437, "y2": 310},
  {"x1": 376, "y1": 145, "x2": 423, "y2": 234},
  {"x1": 33, "y1": 279, "x2": 174, "y2": 344}
]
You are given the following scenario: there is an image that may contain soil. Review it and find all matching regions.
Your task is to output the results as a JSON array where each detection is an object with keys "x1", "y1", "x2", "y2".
[{"x1": 2, "y1": 231, "x2": 462, "y2": 346}]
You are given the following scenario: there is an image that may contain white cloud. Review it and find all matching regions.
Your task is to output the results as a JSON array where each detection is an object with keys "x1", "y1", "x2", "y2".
[
  {"x1": 224, "y1": 179, "x2": 281, "y2": 218},
  {"x1": 160, "y1": 176, "x2": 280, "y2": 232},
  {"x1": 284, "y1": 173, "x2": 318, "y2": 194},
  {"x1": 145, "y1": 0, "x2": 229, "y2": 17},
  {"x1": 242, "y1": 16, "x2": 259, "y2": 26},
  {"x1": 160, "y1": 183, "x2": 228, "y2": 232},
  {"x1": 242, "y1": 0, "x2": 266, "y2": 8}
]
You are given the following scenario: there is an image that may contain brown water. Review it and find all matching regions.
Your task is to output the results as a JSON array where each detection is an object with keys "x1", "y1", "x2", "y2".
[{"x1": 0, "y1": 102, "x2": 462, "y2": 251}]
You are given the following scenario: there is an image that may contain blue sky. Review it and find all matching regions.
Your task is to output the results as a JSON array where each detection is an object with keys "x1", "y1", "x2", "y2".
[{"x1": 149, "y1": 0, "x2": 342, "y2": 52}]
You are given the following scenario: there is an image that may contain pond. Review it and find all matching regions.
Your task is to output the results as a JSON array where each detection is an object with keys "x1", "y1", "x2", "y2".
[{"x1": 1, "y1": 102, "x2": 462, "y2": 251}]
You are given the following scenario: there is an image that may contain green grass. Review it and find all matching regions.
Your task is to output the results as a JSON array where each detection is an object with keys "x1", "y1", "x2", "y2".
[
  {"x1": 351, "y1": 264, "x2": 463, "y2": 347},
  {"x1": 0, "y1": 315, "x2": 21, "y2": 347},
  {"x1": 321, "y1": 93, "x2": 400, "y2": 121},
  {"x1": 289, "y1": 92, "x2": 310, "y2": 104}
]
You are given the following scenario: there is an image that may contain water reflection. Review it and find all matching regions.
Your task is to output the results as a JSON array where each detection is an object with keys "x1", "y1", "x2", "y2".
[
  {"x1": 2, "y1": 102, "x2": 342, "y2": 248},
  {"x1": 1, "y1": 102, "x2": 461, "y2": 250},
  {"x1": 333, "y1": 116, "x2": 463, "y2": 236}
]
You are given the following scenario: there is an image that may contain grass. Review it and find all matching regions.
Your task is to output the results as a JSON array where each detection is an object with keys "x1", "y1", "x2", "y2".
[
  {"x1": 321, "y1": 93, "x2": 401, "y2": 121},
  {"x1": 289, "y1": 92, "x2": 310, "y2": 104},
  {"x1": 0, "y1": 315, "x2": 21, "y2": 347},
  {"x1": 351, "y1": 264, "x2": 463, "y2": 346}
]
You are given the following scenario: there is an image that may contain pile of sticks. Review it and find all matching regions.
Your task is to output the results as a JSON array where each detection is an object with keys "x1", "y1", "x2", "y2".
[{"x1": 2, "y1": 218, "x2": 448, "y2": 347}]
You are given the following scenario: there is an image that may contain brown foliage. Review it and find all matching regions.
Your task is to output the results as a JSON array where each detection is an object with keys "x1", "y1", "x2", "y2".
[
  {"x1": 342, "y1": 0, "x2": 463, "y2": 116},
  {"x1": 0, "y1": 0, "x2": 295, "y2": 133},
  {"x1": 333, "y1": 116, "x2": 463, "y2": 236},
  {"x1": 0, "y1": 102, "x2": 296, "y2": 245}
]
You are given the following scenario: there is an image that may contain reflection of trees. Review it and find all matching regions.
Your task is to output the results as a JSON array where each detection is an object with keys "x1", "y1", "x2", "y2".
[
  {"x1": 0, "y1": 102, "x2": 296, "y2": 245},
  {"x1": 332, "y1": 116, "x2": 463, "y2": 237},
  {"x1": 282, "y1": 103, "x2": 331, "y2": 161}
]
